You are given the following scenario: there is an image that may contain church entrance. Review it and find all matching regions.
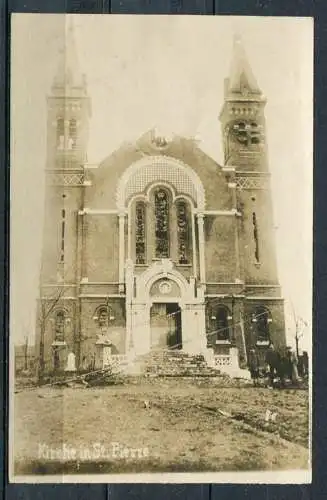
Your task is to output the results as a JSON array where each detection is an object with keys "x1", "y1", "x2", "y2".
[{"x1": 150, "y1": 303, "x2": 182, "y2": 350}]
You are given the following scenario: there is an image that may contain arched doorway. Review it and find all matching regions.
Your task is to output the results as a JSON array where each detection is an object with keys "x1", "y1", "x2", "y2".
[{"x1": 150, "y1": 302, "x2": 182, "y2": 350}]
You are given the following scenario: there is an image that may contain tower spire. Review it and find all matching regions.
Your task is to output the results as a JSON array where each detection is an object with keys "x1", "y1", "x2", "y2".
[
  {"x1": 52, "y1": 16, "x2": 86, "y2": 94},
  {"x1": 225, "y1": 35, "x2": 262, "y2": 99}
]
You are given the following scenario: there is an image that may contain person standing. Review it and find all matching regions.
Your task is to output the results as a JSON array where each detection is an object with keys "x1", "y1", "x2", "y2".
[
  {"x1": 248, "y1": 348, "x2": 260, "y2": 387},
  {"x1": 290, "y1": 348, "x2": 299, "y2": 384},
  {"x1": 265, "y1": 343, "x2": 278, "y2": 388}
]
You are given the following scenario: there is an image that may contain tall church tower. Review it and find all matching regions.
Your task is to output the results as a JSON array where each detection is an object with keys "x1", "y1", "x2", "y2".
[
  {"x1": 220, "y1": 36, "x2": 285, "y2": 353},
  {"x1": 37, "y1": 18, "x2": 91, "y2": 373}
]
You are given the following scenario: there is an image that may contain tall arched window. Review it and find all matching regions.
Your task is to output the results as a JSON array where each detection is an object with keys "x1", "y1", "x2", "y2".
[
  {"x1": 253, "y1": 306, "x2": 271, "y2": 343},
  {"x1": 154, "y1": 189, "x2": 170, "y2": 258},
  {"x1": 56, "y1": 118, "x2": 64, "y2": 150},
  {"x1": 176, "y1": 200, "x2": 190, "y2": 264},
  {"x1": 54, "y1": 310, "x2": 65, "y2": 341},
  {"x1": 135, "y1": 201, "x2": 146, "y2": 264}
]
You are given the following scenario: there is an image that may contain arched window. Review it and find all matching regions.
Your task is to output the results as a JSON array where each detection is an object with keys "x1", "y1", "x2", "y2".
[
  {"x1": 154, "y1": 189, "x2": 170, "y2": 259},
  {"x1": 176, "y1": 200, "x2": 190, "y2": 264},
  {"x1": 56, "y1": 118, "x2": 64, "y2": 150},
  {"x1": 68, "y1": 119, "x2": 77, "y2": 149},
  {"x1": 135, "y1": 201, "x2": 146, "y2": 264},
  {"x1": 93, "y1": 305, "x2": 114, "y2": 328},
  {"x1": 253, "y1": 306, "x2": 271, "y2": 343},
  {"x1": 54, "y1": 310, "x2": 65, "y2": 341}
]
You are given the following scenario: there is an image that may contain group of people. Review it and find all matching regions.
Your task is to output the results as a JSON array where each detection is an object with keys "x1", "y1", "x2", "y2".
[{"x1": 247, "y1": 343, "x2": 308, "y2": 388}]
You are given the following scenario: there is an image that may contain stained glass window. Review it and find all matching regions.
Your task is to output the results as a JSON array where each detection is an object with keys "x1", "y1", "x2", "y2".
[
  {"x1": 135, "y1": 201, "x2": 146, "y2": 264},
  {"x1": 154, "y1": 189, "x2": 170, "y2": 258},
  {"x1": 176, "y1": 200, "x2": 189, "y2": 264}
]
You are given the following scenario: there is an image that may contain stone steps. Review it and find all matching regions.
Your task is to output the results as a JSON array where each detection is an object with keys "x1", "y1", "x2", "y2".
[{"x1": 133, "y1": 350, "x2": 220, "y2": 377}]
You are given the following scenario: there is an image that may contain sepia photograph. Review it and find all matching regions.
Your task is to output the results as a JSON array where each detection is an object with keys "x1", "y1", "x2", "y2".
[{"x1": 10, "y1": 14, "x2": 312, "y2": 483}]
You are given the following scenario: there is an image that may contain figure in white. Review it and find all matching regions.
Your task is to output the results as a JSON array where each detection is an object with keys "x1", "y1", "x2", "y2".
[{"x1": 65, "y1": 352, "x2": 76, "y2": 372}]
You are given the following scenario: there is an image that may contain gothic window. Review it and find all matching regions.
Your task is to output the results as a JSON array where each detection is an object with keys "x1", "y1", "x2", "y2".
[
  {"x1": 253, "y1": 307, "x2": 271, "y2": 343},
  {"x1": 56, "y1": 118, "x2": 64, "y2": 150},
  {"x1": 176, "y1": 200, "x2": 189, "y2": 264},
  {"x1": 60, "y1": 209, "x2": 66, "y2": 262},
  {"x1": 215, "y1": 306, "x2": 230, "y2": 342},
  {"x1": 252, "y1": 212, "x2": 260, "y2": 263},
  {"x1": 54, "y1": 310, "x2": 65, "y2": 342},
  {"x1": 68, "y1": 119, "x2": 77, "y2": 150},
  {"x1": 135, "y1": 201, "x2": 146, "y2": 264},
  {"x1": 154, "y1": 189, "x2": 170, "y2": 258}
]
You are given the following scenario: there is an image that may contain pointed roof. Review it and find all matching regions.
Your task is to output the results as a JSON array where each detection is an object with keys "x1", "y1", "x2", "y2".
[
  {"x1": 225, "y1": 35, "x2": 263, "y2": 100},
  {"x1": 52, "y1": 16, "x2": 87, "y2": 94}
]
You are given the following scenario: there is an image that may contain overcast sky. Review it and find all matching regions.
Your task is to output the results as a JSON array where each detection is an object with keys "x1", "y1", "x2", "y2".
[{"x1": 11, "y1": 14, "x2": 313, "y2": 350}]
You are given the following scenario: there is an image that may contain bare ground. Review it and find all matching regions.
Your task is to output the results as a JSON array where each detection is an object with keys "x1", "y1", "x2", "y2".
[{"x1": 13, "y1": 377, "x2": 310, "y2": 475}]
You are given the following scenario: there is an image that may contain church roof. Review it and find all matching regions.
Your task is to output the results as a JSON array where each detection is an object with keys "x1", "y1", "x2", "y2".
[{"x1": 52, "y1": 17, "x2": 87, "y2": 95}]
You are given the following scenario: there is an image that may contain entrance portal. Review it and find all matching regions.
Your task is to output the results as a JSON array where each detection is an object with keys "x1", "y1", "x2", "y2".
[{"x1": 150, "y1": 303, "x2": 182, "y2": 350}]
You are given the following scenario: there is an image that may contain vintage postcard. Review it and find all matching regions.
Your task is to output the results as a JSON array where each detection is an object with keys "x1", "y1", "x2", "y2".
[{"x1": 10, "y1": 14, "x2": 312, "y2": 483}]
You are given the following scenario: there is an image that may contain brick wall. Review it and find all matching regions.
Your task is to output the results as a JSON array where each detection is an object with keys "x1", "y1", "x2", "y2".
[{"x1": 204, "y1": 215, "x2": 237, "y2": 282}]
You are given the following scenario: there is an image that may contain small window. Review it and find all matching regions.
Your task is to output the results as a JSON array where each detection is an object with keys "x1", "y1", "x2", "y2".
[{"x1": 94, "y1": 305, "x2": 114, "y2": 328}]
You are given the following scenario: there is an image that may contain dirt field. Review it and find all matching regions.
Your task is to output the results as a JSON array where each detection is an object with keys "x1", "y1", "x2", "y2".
[{"x1": 13, "y1": 377, "x2": 310, "y2": 475}]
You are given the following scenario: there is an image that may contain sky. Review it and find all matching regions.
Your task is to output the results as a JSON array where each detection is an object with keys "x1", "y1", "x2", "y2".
[{"x1": 10, "y1": 14, "x2": 313, "y2": 351}]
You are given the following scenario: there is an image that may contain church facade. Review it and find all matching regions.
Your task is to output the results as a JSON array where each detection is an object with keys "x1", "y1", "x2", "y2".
[{"x1": 36, "y1": 25, "x2": 286, "y2": 374}]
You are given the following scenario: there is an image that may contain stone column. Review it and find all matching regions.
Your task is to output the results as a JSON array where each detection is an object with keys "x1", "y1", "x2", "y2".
[
  {"x1": 125, "y1": 259, "x2": 134, "y2": 356},
  {"x1": 197, "y1": 213, "x2": 206, "y2": 284},
  {"x1": 131, "y1": 303, "x2": 150, "y2": 357},
  {"x1": 191, "y1": 212, "x2": 198, "y2": 278},
  {"x1": 118, "y1": 212, "x2": 126, "y2": 293},
  {"x1": 182, "y1": 303, "x2": 207, "y2": 355}
]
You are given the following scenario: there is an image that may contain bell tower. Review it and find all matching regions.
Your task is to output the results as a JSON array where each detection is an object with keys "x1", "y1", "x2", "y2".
[
  {"x1": 47, "y1": 18, "x2": 91, "y2": 171},
  {"x1": 37, "y1": 17, "x2": 92, "y2": 374},
  {"x1": 41, "y1": 17, "x2": 91, "y2": 285},
  {"x1": 220, "y1": 36, "x2": 286, "y2": 352}
]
